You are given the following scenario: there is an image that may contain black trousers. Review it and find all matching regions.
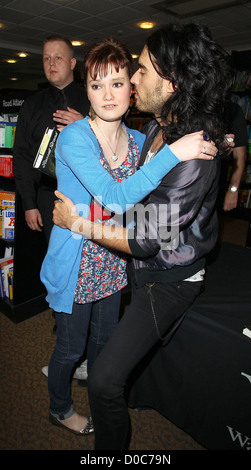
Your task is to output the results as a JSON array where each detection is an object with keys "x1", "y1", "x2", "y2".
[
  {"x1": 37, "y1": 184, "x2": 57, "y2": 243},
  {"x1": 88, "y1": 277, "x2": 203, "y2": 450}
]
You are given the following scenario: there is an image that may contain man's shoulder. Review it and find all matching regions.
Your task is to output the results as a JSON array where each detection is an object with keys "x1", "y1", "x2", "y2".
[
  {"x1": 20, "y1": 88, "x2": 49, "y2": 107},
  {"x1": 162, "y1": 155, "x2": 219, "y2": 186},
  {"x1": 68, "y1": 81, "x2": 89, "y2": 101},
  {"x1": 71, "y1": 82, "x2": 85, "y2": 93}
]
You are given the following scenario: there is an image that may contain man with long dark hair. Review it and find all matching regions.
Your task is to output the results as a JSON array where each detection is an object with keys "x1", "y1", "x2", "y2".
[{"x1": 52, "y1": 24, "x2": 232, "y2": 449}]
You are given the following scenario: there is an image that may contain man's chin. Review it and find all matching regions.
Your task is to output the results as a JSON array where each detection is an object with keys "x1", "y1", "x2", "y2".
[
  {"x1": 49, "y1": 74, "x2": 60, "y2": 85},
  {"x1": 135, "y1": 99, "x2": 143, "y2": 112}
]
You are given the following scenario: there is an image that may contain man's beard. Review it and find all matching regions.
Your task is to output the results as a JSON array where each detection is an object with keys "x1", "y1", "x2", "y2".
[{"x1": 135, "y1": 83, "x2": 165, "y2": 115}]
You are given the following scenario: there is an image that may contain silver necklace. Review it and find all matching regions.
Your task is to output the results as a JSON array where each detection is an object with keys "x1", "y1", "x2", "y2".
[{"x1": 95, "y1": 120, "x2": 121, "y2": 162}]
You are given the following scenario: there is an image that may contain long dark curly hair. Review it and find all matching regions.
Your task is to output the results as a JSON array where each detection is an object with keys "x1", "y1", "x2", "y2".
[{"x1": 146, "y1": 24, "x2": 233, "y2": 153}]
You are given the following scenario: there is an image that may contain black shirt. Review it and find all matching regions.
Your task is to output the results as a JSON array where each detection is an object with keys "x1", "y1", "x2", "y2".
[
  {"x1": 13, "y1": 81, "x2": 89, "y2": 211},
  {"x1": 218, "y1": 101, "x2": 248, "y2": 207},
  {"x1": 225, "y1": 101, "x2": 247, "y2": 148}
]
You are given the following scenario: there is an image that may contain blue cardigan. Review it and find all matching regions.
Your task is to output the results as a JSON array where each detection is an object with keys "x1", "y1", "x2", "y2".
[{"x1": 40, "y1": 117, "x2": 179, "y2": 313}]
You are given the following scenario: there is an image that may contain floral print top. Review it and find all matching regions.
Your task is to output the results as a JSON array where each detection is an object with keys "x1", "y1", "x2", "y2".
[{"x1": 74, "y1": 127, "x2": 140, "y2": 304}]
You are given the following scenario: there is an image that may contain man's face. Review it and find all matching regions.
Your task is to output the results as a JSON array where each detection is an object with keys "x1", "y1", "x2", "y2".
[
  {"x1": 131, "y1": 46, "x2": 173, "y2": 117},
  {"x1": 43, "y1": 40, "x2": 76, "y2": 89}
]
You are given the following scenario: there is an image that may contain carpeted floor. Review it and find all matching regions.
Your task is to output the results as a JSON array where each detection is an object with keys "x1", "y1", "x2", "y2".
[{"x1": 0, "y1": 308, "x2": 204, "y2": 451}]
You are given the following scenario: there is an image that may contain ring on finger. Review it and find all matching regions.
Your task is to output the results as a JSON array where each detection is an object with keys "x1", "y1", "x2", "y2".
[{"x1": 203, "y1": 147, "x2": 206, "y2": 154}]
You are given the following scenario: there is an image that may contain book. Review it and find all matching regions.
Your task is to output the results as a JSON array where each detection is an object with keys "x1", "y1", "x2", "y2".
[
  {"x1": 33, "y1": 127, "x2": 58, "y2": 178},
  {"x1": 2, "y1": 209, "x2": 15, "y2": 240},
  {"x1": 0, "y1": 257, "x2": 13, "y2": 298},
  {"x1": 8, "y1": 270, "x2": 13, "y2": 300},
  {"x1": 0, "y1": 154, "x2": 14, "y2": 177},
  {"x1": 0, "y1": 191, "x2": 15, "y2": 237},
  {"x1": 4, "y1": 245, "x2": 14, "y2": 258},
  {"x1": 0, "y1": 122, "x2": 16, "y2": 148},
  {"x1": 243, "y1": 325, "x2": 251, "y2": 339}
]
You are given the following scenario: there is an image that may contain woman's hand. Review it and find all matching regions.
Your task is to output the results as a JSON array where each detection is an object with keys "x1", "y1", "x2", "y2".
[
  {"x1": 170, "y1": 130, "x2": 218, "y2": 161},
  {"x1": 53, "y1": 190, "x2": 78, "y2": 229}
]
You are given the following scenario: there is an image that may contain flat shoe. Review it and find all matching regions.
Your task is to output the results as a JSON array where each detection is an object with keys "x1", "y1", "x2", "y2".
[{"x1": 49, "y1": 413, "x2": 94, "y2": 436}]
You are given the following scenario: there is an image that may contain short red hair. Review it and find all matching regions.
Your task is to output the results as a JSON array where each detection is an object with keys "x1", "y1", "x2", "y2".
[{"x1": 83, "y1": 37, "x2": 133, "y2": 86}]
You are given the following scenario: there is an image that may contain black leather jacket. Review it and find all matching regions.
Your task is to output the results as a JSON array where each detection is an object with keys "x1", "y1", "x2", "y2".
[{"x1": 128, "y1": 120, "x2": 220, "y2": 287}]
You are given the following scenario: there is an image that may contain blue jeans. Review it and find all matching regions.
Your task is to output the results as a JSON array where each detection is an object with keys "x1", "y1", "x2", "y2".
[
  {"x1": 88, "y1": 279, "x2": 203, "y2": 449},
  {"x1": 48, "y1": 291, "x2": 121, "y2": 418}
]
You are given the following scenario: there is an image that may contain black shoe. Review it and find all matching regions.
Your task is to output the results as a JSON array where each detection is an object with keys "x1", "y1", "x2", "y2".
[{"x1": 49, "y1": 413, "x2": 94, "y2": 436}]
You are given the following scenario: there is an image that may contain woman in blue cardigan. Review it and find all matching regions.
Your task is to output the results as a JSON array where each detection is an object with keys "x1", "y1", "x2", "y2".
[{"x1": 40, "y1": 37, "x2": 217, "y2": 436}]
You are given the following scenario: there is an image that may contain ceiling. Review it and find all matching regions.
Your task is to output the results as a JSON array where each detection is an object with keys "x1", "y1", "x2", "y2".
[{"x1": 0, "y1": 0, "x2": 251, "y2": 90}]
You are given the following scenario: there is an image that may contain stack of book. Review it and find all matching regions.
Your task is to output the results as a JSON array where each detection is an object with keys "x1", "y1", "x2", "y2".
[{"x1": 233, "y1": 71, "x2": 251, "y2": 92}]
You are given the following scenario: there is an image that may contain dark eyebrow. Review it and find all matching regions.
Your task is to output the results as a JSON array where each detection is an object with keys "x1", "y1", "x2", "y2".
[
  {"x1": 89, "y1": 76, "x2": 126, "y2": 83},
  {"x1": 138, "y1": 61, "x2": 147, "y2": 70}
]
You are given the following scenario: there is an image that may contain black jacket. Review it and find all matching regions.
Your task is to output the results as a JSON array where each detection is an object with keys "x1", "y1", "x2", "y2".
[
  {"x1": 128, "y1": 120, "x2": 220, "y2": 287},
  {"x1": 13, "y1": 81, "x2": 89, "y2": 211}
]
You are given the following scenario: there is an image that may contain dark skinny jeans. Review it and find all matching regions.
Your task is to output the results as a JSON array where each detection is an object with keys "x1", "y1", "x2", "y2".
[
  {"x1": 88, "y1": 278, "x2": 202, "y2": 449},
  {"x1": 48, "y1": 291, "x2": 121, "y2": 418}
]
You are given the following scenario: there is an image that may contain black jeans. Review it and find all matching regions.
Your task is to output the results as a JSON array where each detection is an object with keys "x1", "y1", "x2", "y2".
[
  {"x1": 88, "y1": 278, "x2": 202, "y2": 450},
  {"x1": 48, "y1": 292, "x2": 121, "y2": 418}
]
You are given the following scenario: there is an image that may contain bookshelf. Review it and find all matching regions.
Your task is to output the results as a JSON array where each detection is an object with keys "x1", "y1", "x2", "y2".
[
  {"x1": 0, "y1": 91, "x2": 48, "y2": 323},
  {"x1": 0, "y1": 172, "x2": 48, "y2": 324}
]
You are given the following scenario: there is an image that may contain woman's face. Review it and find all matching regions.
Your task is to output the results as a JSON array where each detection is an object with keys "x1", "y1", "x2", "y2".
[{"x1": 86, "y1": 65, "x2": 131, "y2": 122}]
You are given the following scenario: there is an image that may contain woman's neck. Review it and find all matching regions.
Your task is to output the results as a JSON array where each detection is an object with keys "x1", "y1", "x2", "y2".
[
  {"x1": 89, "y1": 117, "x2": 128, "y2": 169},
  {"x1": 92, "y1": 117, "x2": 122, "y2": 141}
]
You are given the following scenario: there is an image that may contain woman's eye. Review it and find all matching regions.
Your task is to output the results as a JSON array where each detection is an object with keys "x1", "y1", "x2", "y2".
[
  {"x1": 113, "y1": 82, "x2": 123, "y2": 88},
  {"x1": 91, "y1": 84, "x2": 100, "y2": 90}
]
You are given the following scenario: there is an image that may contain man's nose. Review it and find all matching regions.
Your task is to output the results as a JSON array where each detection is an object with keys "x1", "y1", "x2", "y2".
[{"x1": 131, "y1": 70, "x2": 139, "y2": 85}]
